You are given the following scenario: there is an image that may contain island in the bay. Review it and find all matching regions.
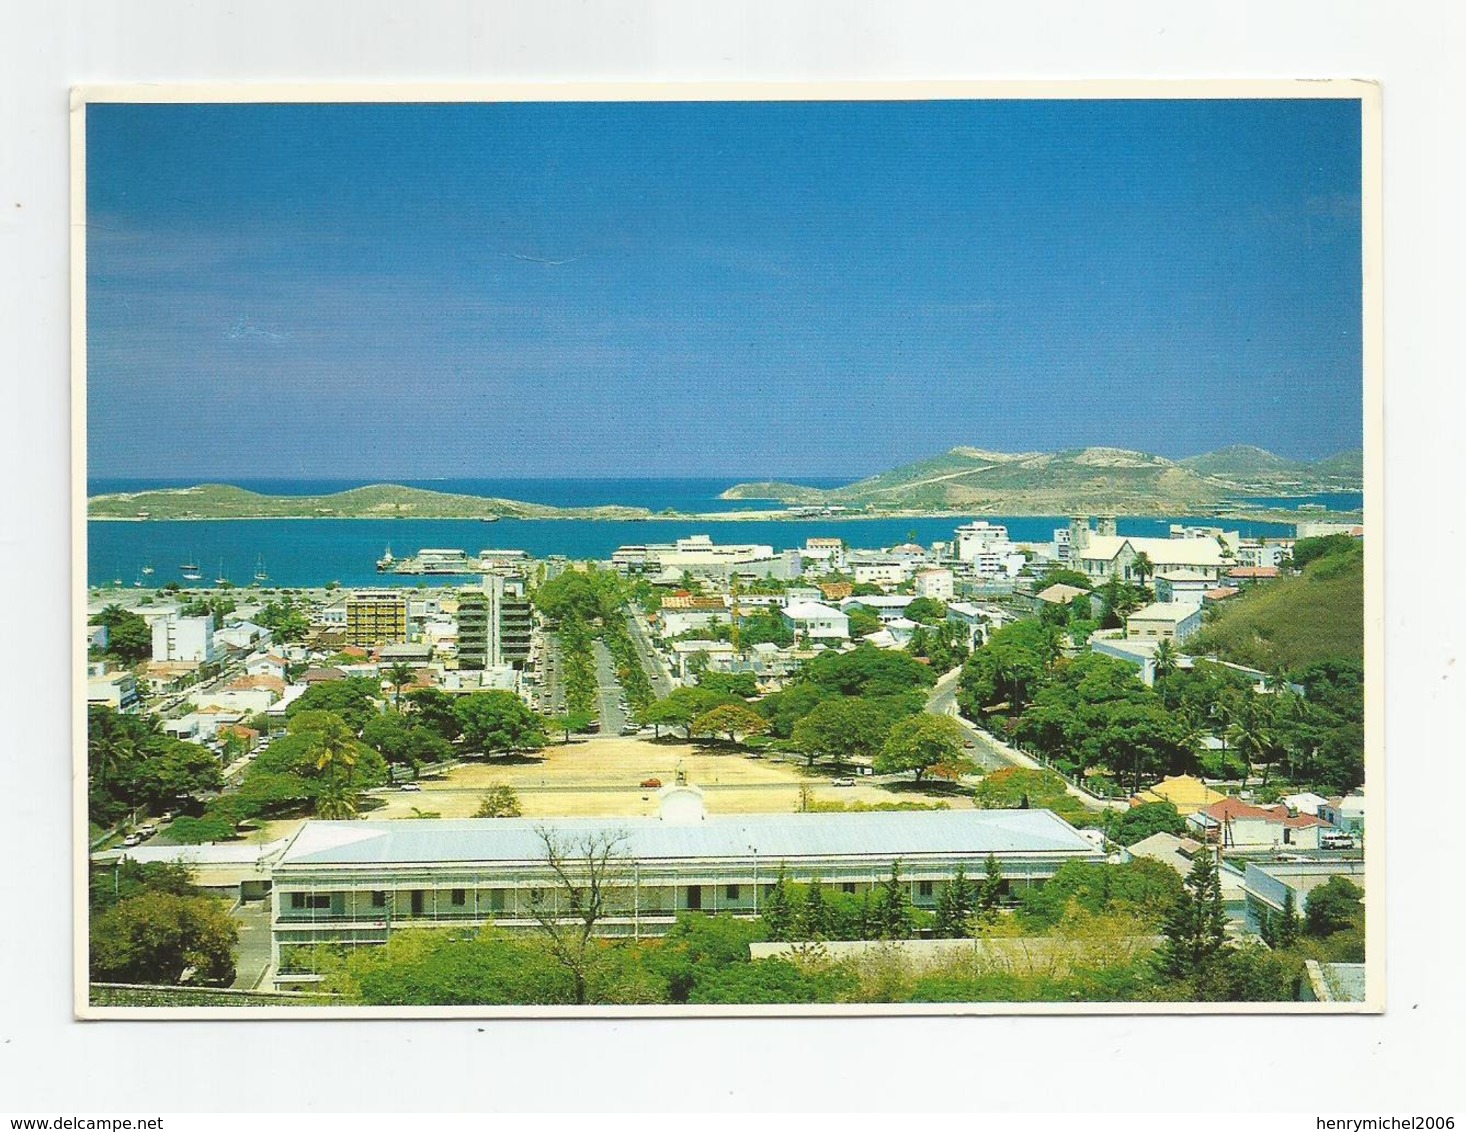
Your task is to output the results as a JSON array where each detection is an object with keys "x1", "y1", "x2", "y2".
[{"x1": 88, "y1": 444, "x2": 1362, "y2": 523}]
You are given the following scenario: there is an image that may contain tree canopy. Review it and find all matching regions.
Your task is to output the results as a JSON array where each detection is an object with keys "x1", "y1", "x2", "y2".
[
  {"x1": 874, "y1": 713, "x2": 974, "y2": 782},
  {"x1": 454, "y1": 692, "x2": 547, "y2": 756}
]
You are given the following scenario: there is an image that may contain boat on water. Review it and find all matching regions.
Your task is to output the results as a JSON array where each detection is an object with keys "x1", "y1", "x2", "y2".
[
  {"x1": 253, "y1": 554, "x2": 269, "y2": 582},
  {"x1": 141, "y1": 561, "x2": 154, "y2": 576},
  {"x1": 215, "y1": 559, "x2": 230, "y2": 586}
]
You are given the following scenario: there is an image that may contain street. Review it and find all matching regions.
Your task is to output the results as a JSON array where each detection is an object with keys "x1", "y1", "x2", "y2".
[
  {"x1": 624, "y1": 610, "x2": 674, "y2": 698},
  {"x1": 592, "y1": 640, "x2": 628, "y2": 733}
]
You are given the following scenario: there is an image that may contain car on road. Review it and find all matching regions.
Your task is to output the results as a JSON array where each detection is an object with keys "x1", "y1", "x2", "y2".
[
  {"x1": 1320, "y1": 832, "x2": 1356, "y2": 850},
  {"x1": 122, "y1": 833, "x2": 143, "y2": 847},
  {"x1": 399, "y1": 783, "x2": 423, "y2": 792},
  {"x1": 136, "y1": 824, "x2": 157, "y2": 837},
  {"x1": 830, "y1": 777, "x2": 856, "y2": 787},
  {"x1": 640, "y1": 778, "x2": 662, "y2": 789},
  {"x1": 621, "y1": 725, "x2": 641, "y2": 736}
]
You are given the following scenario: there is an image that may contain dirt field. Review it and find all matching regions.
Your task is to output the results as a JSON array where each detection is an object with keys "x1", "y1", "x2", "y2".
[{"x1": 359, "y1": 734, "x2": 969, "y2": 820}]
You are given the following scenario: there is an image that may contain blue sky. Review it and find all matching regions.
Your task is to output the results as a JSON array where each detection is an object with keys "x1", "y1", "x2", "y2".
[{"x1": 87, "y1": 99, "x2": 1363, "y2": 481}]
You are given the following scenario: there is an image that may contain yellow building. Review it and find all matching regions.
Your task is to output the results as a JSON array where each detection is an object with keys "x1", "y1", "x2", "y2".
[
  {"x1": 345, "y1": 589, "x2": 409, "y2": 648},
  {"x1": 1131, "y1": 774, "x2": 1226, "y2": 817}
]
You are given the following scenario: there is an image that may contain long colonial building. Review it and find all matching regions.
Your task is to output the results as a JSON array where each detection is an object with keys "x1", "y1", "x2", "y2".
[{"x1": 267, "y1": 791, "x2": 1103, "y2": 984}]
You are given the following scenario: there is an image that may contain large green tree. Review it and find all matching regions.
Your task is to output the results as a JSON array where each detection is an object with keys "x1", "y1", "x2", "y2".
[
  {"x1": 691, "y1": 703, "x2": 771, "y2": 743},
  {"x1": 790, "y1": 697, "x2": 897, "y2": 769},
  {"x1": 454, "y1": 692, "x2": 547, "y2": 756},
  {"x1": 90, "y1": 891, "x2": 238, "y2": 986},
  {"x1": 874, "y1": 713, "x2": 974, "y2": 783}
]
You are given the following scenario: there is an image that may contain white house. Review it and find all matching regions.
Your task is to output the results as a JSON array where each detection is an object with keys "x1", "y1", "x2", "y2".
[
  {"x1": 189, "y1": 686, "x2": 277, "y2": 715},
  {"x1": 151, "y1": 613, "x2": 216, "y2": 664},
  {"x1": 913, "y1": 568, "x2": 955, "y2": 601},
  {"x1": 245, "y1": 652, "x2": 289, "y2": 681},
  {"x1": 850, "y1": 560, "x2": 912, "y2": 589},
  {"x1": 213, "y1": 620, "x2": 273, "y2": 652},
  {"x1": 883, "y1": 617, "x2": 919, "y2": 647},
  {"x1": 1318, "y1": 792, "x2": 1366, "y2": 836},
  {"x1": 1152, "y1": 570, "x2": 1215, "y2": 608},
  {"x1": 839, "y1": 594, "x2": 917, "y2": 623},
  {"x1": 802, "y1": 537, "x2": 847, "y2": 573},
  {"x1": 86, "y1": 671, "x2": 140, "y2": 712},
  {"x1": 781, "y1": 601, "x2": 850, "y2": 641},
  {"x1": 1187, "y1": 798, "x2": 1331, "y2": 850},
  {"x1": 1280, "y1": 792, "x2": 1331, "y2": 818}
]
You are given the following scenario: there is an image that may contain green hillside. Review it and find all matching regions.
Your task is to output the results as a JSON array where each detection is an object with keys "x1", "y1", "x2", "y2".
[
  {"x1": 722, "y1": 443, "x2": 1364, "y2": 513},
  {"x1": 88, "y1": 483, "x2": 652, "y2": 521},
  {"x1": 1179, "y1": 444, "x2": 1309, "y2": 481},
  {"x1": 1187, "y1": 544, "x2": 1364, "y2": 670},
  {"x1": 1311, "y1": 449, "x2": 1365, "y2": 481}
]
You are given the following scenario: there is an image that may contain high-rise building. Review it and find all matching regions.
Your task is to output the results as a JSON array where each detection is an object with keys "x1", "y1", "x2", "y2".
[
  {"x1": 456, "y1": 590, "x2": 492, "y2": 670},
  {"x1": 345, "y1": 589, "x2": 409, "y2": 648},
  {"x1": 457, "y1": 575, "x2": 532, "y2": 670},
  {"x1": 151, "y1": 613, "x2": 216, "y2": 663}
]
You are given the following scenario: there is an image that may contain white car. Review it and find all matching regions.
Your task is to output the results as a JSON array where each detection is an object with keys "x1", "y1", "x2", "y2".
[{"x1": 399, "y1": 783, "x2": 423, "y2": 792}]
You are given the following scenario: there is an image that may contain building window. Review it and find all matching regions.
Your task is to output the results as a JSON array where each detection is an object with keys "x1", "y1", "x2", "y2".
[
  {"x1": 451, "y1": 888, "x2": 467, "y2": 906},
  {"x1": 918, "y1": 881, "x2": 934, "y2": 898},
  {"x1": 725, "y1": 884, "x2": 740, "y2": 901},
  {"x1": 842, "y1": 883, "x2": 856, "y2": 895},
  {"x1": 290, "y1": 893, "x2": 330, "y2": 910},
  {"x1": 370, "y1": 891, "x2": 386, "y2": 908},
  {"x1": 489, "y1": 889, "x2": 505, "y2": 912}
]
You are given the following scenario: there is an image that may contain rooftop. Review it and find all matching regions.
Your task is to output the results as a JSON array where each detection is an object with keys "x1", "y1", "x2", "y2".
[
  {"x1": 277, "y1": 808, "x2": 1099, "y2": 869},
  {"x1": 1127, "y1": 602, "x2": 1202, "y2": 624}
]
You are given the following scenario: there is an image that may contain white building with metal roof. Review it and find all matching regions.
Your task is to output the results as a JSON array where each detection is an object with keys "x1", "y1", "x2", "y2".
[{"x1": 267, "y1": 792, "x2": 1103, "y2": 979}]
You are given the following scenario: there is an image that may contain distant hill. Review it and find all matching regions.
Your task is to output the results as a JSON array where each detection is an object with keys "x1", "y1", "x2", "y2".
[
  {"x1": 1310, "y1": 449, "x2": 1365, "y2": 481},
  {"x1": 1187, "y1": 543, "x2": 1364, "y2": 670},
  {"x1": 1179, "y1": 445, "x2": 1309, "y2": 482},
  {"x1": 722, "y1": 444, "x2": 1363, "y2": 514},
  {"x1": 87, "y1": 483, "x2": 652, "y2": 521}
]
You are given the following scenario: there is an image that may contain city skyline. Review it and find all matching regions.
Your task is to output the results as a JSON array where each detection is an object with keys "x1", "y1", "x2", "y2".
[{"x1": 88, "y1": 98, "x2": 1364, "y2": 480}]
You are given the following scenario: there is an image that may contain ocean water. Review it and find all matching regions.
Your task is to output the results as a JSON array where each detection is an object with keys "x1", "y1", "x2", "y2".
[{"x1": 86, "y1": 477, "x2": 1314, "y2": 588}]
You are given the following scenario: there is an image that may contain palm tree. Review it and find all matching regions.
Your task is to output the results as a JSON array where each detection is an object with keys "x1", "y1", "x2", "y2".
[
  {"x1": 1153, "y1": 638, "x2": 1178, "y2": 681},
  {"x1": 385, "y1": 661, "x2": 415, "y2": 708},
  {"x1": 1132, "y1": 551, "x2": 1155, "y2": 590},
  {"x1": 314, "y1": 776, "x2": 359, "y2": 820},
  {"x1": 311, "y1": 715, "x2": 358, "y2": 777},
  {"x1": 1226, "y1": 700, "x2": 1275, "y2": 787}
]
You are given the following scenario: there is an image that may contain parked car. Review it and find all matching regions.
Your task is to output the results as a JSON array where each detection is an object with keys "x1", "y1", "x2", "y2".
[
  {"x1": 1320, "y1": 832, "x2": 1355, "y2": 850},
  {"x1": 640, "y1": 778, "x2": 662, "y2": 789},
  {"x1": 830, "y1": 777, "x2": 856, "y2": 787},
  {"x1": 136, "y1": 824, "x2": 157, "y2": 837},
  {"x1": 122, "y1": 833, "x2": 142, "y2": 847},
  {"x1": 399, "y1": 783, "x2": 423, "y2": 792}
]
